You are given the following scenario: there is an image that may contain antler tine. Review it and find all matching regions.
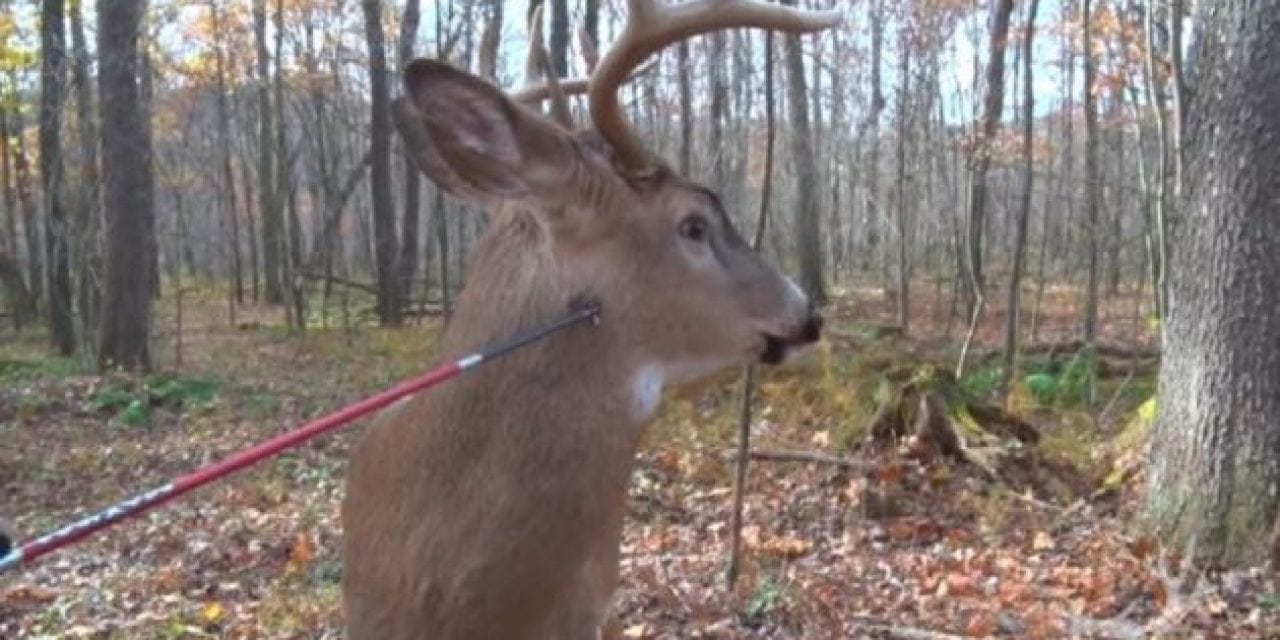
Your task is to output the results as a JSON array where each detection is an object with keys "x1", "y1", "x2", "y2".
[{"x1": 590, "y1": 0, "x2": 842, "y2": 175}]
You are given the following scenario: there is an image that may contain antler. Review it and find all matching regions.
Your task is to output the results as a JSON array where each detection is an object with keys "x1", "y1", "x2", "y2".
[{"x1": 590, "y1": 0, "x2": 842, "y2": 175}]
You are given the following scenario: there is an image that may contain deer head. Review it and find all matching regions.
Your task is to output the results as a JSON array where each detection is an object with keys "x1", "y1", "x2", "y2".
[{"x1": 342, "y1": 2, "x2": 839, "y2": 639}]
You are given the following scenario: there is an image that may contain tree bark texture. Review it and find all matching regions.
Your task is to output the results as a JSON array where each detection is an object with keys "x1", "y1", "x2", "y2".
[
  {"x1": 781, "y1": 0, "x2": 825, "y2": 304},
  {"x1": 1000, "y1": 0, "x2": 1040, "y2": 399},
  {"x1": 963, "y1": 0, "x2": 1015, "y2": 312},
  {"x1": 362, "y1": 0, "x2": 401, "y2": 325},
  {"x1": 1145, "y1": 0, "x2": 1280, "y2": 568},
  {"x1": 1081, "y1": 0, "x2": 1101, "y2": 344},
  {"x1": 97, "y1": 0, "x2": 154, "y2": 371},
  {"x1": 69, "y1": 0, "x2": 101, "y2": 350},
  {"x1": 398, "y1": 0, "x2": 423, "y2": 303},
  {"x1": 254, "y1": 0, "x2": 284, "y2": 304},
  {"x1": 40, "y1": 0, "x2": 74, "y2": 354}
]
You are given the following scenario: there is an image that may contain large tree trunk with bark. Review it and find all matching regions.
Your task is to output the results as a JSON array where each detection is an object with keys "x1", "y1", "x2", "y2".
[
  {"x1": 97, "y1": 0, "x2": 154, "y2": 371},
  {"x1": 40, "y1": 0, "x2": 74, "y2": 354},
  {"x1": 1145, "y1": 0, "x2": 1280, "y2": 568},
  {"x1": 361, "y1": 0, "x2": 400, "y2": 325}
]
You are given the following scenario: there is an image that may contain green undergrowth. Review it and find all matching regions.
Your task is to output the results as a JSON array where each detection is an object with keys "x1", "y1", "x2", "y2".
[{"x1": 89, "y1": 373, "x2": 221, "y2": 427}]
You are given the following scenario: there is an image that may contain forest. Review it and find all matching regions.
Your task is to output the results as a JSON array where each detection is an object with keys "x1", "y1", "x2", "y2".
[{"x1": 1, "y1": 0, "x2": 1278, "y2": 637}]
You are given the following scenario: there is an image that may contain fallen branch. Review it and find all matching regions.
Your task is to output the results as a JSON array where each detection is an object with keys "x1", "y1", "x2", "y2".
[
  {"x1": 725, "y1": 448, "x2": 868, "y2": 470},
  {"x1": 973, "y1": 339, "x2": 1160, "y2": 362},
  {"x1": 848, "y1": 618, "x2": 974, "y2": 640}
]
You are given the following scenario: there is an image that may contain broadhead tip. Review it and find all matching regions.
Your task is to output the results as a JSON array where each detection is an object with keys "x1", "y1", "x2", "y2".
[{"x1": 567, "y1": 294, "x2": 603, "y2": 325}]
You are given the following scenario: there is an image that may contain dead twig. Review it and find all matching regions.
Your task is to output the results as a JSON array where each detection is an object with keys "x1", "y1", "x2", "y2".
[
  {"x1": 849, "y1": 618, "x2": 975, "y2": 640},
  {"x1": 724, "y1": 448, "x2": 868, "y2": 470}
]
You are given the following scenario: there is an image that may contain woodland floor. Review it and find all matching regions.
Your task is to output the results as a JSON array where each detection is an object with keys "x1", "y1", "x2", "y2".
[{"x1": 1, "y1": 282, "x2": 1277, "y2": 639}]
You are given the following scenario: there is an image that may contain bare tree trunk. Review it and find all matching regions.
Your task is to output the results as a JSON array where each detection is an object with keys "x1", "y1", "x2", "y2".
[
  {"x1": 999, "y1": 0, "x2": 1039, "y2": 400},
  {"x1": 69, "y1": 0, "x2": 100, "y2": 353},
  {"x1": 398, "y1": 0, "x2": 423, "y2": 304},
  {"x1": 963, "y1": 0, "x2": 1015, "y2": 316},
  {"x1": 1146, "y1": 0, "x2": 1280, "y2": 567},
  {"x1": 1167, "y1": 0, "x2": 1186, "y2": 202},
  {"x1": 242, "y1": 146, "x2": 261, "y2": 304},
  {"x1": 254, "y1": 0, "x2": 283, "y2": 304},
  {"x1": 709, "y1": 31, "x2": 728, "y2": 193},
  {"x1": 13, "y1": 98, "x2": 42, "y2": 311},
  {"x1": 677, "y1": 41, "x2": 693, "y2": 176},
  {"x1": 41, "y1": 0, "x2": 74, "y2": 354},
  {"x1": 0, "y1": 108, "x2": 24, "y2": 331},
  {"x1": 729, "y1": 28, "x2": 775, "y2": 590},
  {"x1": 1081, "y1": 0, "x2": 1100, "y2": 346},
  {"x1": 139, "y1": 36, "x2": 158, "y2": 300},
  {"x1": 583, "y1": 0, "x2": 599, "y2": 50},
  {"x1": 550, "y1": 0, "x2": 569, "y2": 76},
  {"x1": 274, "y1": 0, "x2": 304, "y2": 328},
  {"x1": 362, "y1": 0, "x2": 401, "y2": 325},
  {"x1": 781, "y1": 0, "x2": 825, "y2": 304},
  {"x1": 0, "y1": 250, "x2": 30, "y2": 331},
  {"x1": 97, "y1": 0, "x2": 154, "y2": 371},
  {"x1": 894, "y1": 27, "x2": 911, "y2": 333},
  {"x1": 211, "y1": 4, "x2": 243, "y2": 311},
  {"x1": 864, "y1": 0, "x2": 884, "y2": 274},
  {"x1": 1105, "y1": 93, "x2": 1124, "y2": 295},
  {"x1": 1144, "y1": 1, "x2": 1171, "y2": 319}
]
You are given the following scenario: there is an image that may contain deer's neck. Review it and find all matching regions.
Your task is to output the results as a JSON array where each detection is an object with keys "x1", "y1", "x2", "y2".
[{"x1": 432, "y1": 213, "x2": 654, "y2": 486}]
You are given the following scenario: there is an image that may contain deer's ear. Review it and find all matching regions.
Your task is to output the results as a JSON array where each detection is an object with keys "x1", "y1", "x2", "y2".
[{"x1": 396, "y1": 59, "x2": 579, "y2": 206}]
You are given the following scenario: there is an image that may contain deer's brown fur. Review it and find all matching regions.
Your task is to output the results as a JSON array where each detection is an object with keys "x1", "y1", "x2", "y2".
[{"x1": 342, "y1": 3, "x2": 839, "y2": 637}]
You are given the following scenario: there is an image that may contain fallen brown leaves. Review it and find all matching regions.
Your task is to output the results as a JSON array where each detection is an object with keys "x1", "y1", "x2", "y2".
[{"x1": 0, "y1": 296, "x2": 1276, "y2": 638}]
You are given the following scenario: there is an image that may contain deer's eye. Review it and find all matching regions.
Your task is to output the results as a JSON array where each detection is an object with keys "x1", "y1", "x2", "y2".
[{"x1": 678, "y1": 214, "x2": 710, "y2": 243}]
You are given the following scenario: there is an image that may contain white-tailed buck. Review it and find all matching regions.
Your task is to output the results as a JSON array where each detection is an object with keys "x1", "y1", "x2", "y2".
[{"x1": 342, "y1": 1, "x2": 839, "y2": 637}]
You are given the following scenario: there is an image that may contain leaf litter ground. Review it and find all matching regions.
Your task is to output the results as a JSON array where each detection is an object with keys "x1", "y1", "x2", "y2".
[{"x1": 1, "y1": 290, "x2": 1276, "y2": 638}]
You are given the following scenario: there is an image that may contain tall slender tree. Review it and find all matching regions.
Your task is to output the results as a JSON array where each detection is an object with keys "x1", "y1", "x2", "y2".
[
  {"x1": 362, "y1": 0, "x2": 400, "y2": 325},
  {"x1": 69, "y1": 0, "x2": 100, "y2": 351},
  {"x1": 397, "y1": 0, "x2": 422, "y2": 304},
  {"x1": 781, "y1": 0, "x2": 825, "y2": 304},
  {"x1": 211, "y1": 3, "x2": 243, "y2": 314},
  {"x1": 1000, "y1": 0, "x2": 1040, "y2": 399},
  {"x1": 253, "y1": 0, "x2": 283, "y2": 304},
  {"x1": 1081, "y1": 0, "x2": 1100, "y2": 345},
  {"x1": 963, "y1": 0, "x2": 1015, "y2": 315},
  {"x1": 40, "y1": 0, "x2": 73, "y2": 354}
]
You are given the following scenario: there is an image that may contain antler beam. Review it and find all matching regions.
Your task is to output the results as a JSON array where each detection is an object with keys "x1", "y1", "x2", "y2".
[{"x1": 590, "y1": 0, "x2": 842, "y2": 174}]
